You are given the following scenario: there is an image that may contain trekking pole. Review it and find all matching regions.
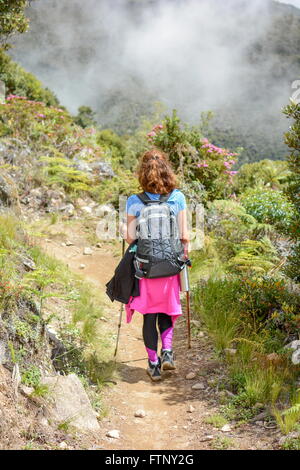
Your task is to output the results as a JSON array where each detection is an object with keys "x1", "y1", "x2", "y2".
[
  {"x1": 180, "y1": 260, "x2": 192, "y2": 349},
  {"x1": 114, "y1": 237, "x2": 126, "y2": 358},
  {"x1": 186, "y1": 288, "x2": 191, "y2": 350}
]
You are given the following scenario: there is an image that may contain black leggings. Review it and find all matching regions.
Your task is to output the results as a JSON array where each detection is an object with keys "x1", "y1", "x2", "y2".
[{"x1": 143, "y1": 313, "x2": 173, "y2": 361}]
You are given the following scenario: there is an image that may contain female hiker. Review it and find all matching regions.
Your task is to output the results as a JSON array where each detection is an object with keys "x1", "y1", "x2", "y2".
[{"x1": 124, "y1": 149, "x2": 189, "y2": 382}]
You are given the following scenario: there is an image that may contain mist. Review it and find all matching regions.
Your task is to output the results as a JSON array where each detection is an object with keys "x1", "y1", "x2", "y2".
[{"x1": 8, "y1": 0, "x2": 300, "y2": 158}]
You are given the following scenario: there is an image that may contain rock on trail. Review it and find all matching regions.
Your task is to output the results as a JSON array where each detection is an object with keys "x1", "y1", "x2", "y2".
[{"x1": 41, "y1": 374, "x2": 100, "y2": 432}]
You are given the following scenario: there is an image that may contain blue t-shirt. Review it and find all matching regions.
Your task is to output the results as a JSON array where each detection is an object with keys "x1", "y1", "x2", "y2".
[{"x1": 126, "y1": 189, "x2": 186, "y2": 217}]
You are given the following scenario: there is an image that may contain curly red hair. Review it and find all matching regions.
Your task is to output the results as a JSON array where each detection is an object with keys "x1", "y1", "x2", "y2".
[{"x1": 137, "y1": 149, "x2": 177, "y2": 194}]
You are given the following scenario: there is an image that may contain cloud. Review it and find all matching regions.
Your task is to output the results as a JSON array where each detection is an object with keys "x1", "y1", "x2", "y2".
[
  {"x1": 9, "y1": 0, "x2": 295, "y2": 138},
  {"x1": 277, "y1": 0, "x2": 300, "y2": 8}
]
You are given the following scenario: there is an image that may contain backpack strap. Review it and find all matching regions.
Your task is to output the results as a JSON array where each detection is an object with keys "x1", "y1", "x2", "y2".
[
  {"x1": 136, "y1": 192, "x2": 153, "y2": 205},
  {"x1": 159, "y1": 192, "x2": 172, "y2": 203},
  {"x1": 136, "y1": 192, "x2": 172, "y2": 205}
]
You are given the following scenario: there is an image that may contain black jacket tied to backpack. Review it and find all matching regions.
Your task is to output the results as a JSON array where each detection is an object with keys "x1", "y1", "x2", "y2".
[{"x1": 105, "y1": 241, "x2": 139, "y2": 304}]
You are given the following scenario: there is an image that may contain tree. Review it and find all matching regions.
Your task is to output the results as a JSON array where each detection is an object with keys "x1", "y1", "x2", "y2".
[
  {"x1": 73, "y1": 106, "x2": 98, "y2": 129},
  {"x1": 0, "y1": 1, "x2": 35, "y2": 49},
  {"x1": 283, "y1": 101, "x2": 300, "y2": 282}
]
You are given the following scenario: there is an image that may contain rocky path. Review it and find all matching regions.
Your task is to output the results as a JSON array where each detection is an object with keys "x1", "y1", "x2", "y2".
[{"x1": 37, "y1": 220, "x2": 279, "y2": 451}]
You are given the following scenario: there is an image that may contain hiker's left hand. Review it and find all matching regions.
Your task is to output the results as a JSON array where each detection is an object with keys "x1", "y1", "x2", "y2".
[{"x1": 183, "y1": 241, "x2": 189, "y2": 259}]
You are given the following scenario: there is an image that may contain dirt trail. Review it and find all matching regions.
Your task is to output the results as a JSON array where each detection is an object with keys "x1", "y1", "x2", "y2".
[{"x1": 37, "y1": 221, "x2": 279, "y2": 451}]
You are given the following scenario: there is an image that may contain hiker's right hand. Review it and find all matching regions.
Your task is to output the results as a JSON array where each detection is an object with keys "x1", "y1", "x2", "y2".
[{"x1": 120, "y1": 221, "x2": 126, "y2": 239}]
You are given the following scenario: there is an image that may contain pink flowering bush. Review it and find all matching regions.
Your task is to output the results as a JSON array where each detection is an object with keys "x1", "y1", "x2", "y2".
[
  {"x1": 149, "y1": 110, "x2": 239, "y2": 201},
  {"x1": 147, "y1": 123, "x2": 164, "y2": 141},
  {"x1": 0, "y1": 95, "x2": 102, "y2": 160}
]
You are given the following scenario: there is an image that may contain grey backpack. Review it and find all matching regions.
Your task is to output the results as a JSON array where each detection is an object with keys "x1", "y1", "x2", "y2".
[{"x1": 133, "y1": 192, "x2": 185, "y2": 279}]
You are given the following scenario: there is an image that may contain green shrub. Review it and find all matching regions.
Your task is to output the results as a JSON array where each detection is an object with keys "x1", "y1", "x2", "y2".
[
  {"x1": 0, "y1": 94, "x2": 73, "y2": 145},
  {"x1": 0, "y1": 50, "x2": 59, "y2": 105},
  {"x1": 240, "y1": 187, "x2": 295, "y2": 233},
  {"x1": 0, "y1": 94, "x2": 103, "y2": 161},
  {"x1": 96, "y1": 129, "x2": 126, "y2": 167},
  {"x1": 193, "y1": 275, "x2": 297, "y2": 338},
  {"x1": 265, "y1": 302, "x2": 300, "y2": 339},
  {"x1": 234, "y1": 159, "x2": 290, "y2": 194},
  {"x1": 73, "y1": 106, "x2": 97, "y2": 129},
  {"x1": 283, "y1": 101, "x2": 300, "y2": 282},
  {"x1": 207, "y1": 199, "x2": 276, "y2": 244},
  {"x1": 21, "y1": 365, "x2": 41, "y2": 387},
  {"x1": 236, "y1": 275, "x2": 294, "y2": 326}
]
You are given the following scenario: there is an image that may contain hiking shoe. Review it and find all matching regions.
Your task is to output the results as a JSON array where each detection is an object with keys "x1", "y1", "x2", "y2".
[
  {"x1": 161, "y1": 349, "x2": 176, "y2": 371},
  {"x1": 146, "y1": 357, "x2": 162, "y2": 382}
]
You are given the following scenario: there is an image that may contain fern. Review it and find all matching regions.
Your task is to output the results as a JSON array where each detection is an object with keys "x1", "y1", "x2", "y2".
[
  {"x1": 226, "y1": 237, "x2": 279, "y2": 273},
  {"x1": 38, "y1": 155, "x2": 91, "y2": 193},
  {"x1": 283, "y1": 403, "x2": 300, "y2": 416}
]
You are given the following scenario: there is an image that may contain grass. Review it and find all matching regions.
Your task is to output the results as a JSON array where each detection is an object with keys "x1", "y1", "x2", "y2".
[
  {"x1": 211, "y1": 436, "x2": 235, "y2": 450},
  {"x1": 192, "y1": 277, "x2": 241, "y2": 352},
  {"x1": 28, "y1": 226, "x2": 116, "y2": 384},
  {"x1": 0, "y1": 213, "x2": 19, "y2": 249},
  {"x1": 50, "y1": 213, "x2": 58, "y2": 225},
  {"x1": 189, "y1": 237, "x2": 226, "y2": 285},
  {"x1": 203, "y1": 413, "x2": 228, "y2": 428},
  {"x1": 281, "y1": 437, "x2": 300, "y2": 450},
  {"x1": 217, "y1": 351, "x2": 295, "y2": 424},
  {"x1": 192, "y1": 273, "x2": 300, "y2": 429},
  {"x1": 27, "y1": 244, "x2": 71, "y2": 286},
  {"x1": 96, "y1": 401, "x2": 110, "y2": 419},
  {"x1": 0, "y1": 213, "x2": 26, "y2": 299},
  {"x1": 220, "y1": 400, "x2": 257, "y2": 423},
  {"x1": 228, "y1": 359, "x2": 290, "y2": 404},
  {"x1": 57, "y1": 418, "x2": 73, "y2": 433},
  {"x1": 22, "y1": 441, "x2": 38, "y2": 450},
  {"x1": 273, "y1": 409, "x2": 300, "y2": 435},
  {"x1": 32, "y1": 383, "x2": 50, "y2": 398},
  {"x1": 273, "y1": 391, "x2": 300, "y2": 435}
]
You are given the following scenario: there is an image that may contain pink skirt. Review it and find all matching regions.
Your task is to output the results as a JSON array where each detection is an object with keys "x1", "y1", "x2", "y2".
[{"x1": 125, "y1": 274, "x2": 182, "y2": 328}]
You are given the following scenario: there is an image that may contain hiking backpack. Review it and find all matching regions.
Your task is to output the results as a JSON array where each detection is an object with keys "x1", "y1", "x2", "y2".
[{"x1": 133, "y1": 192, "x2": 186, "y2": 279}]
